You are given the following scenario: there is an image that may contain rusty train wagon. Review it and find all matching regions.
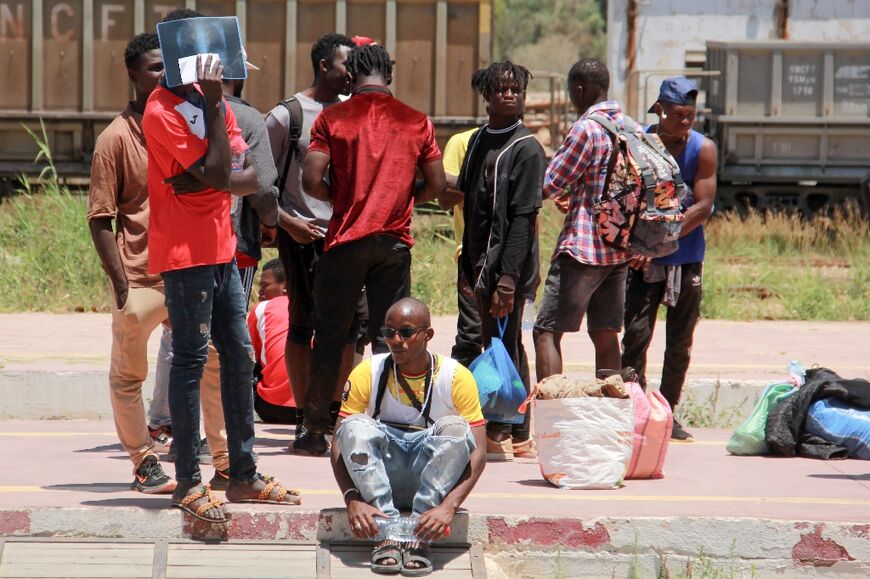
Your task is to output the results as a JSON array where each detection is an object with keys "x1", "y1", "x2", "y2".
[
  {"x1": 0, "y1": 0, "x2": 491, "y2": 190},
  {"x1": 705, "y1": 41, "x2": 870, "y2": 214}
]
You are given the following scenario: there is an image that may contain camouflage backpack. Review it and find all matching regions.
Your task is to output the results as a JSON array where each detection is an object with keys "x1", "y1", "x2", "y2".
[{"x1": 589, "y1": 115, "x2": 687, "y2": 258}]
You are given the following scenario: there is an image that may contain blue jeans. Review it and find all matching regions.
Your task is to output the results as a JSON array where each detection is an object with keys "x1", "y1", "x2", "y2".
[
  {"x1": 336, "y1": 414, "x2": 475, "y2": 516},
  {"x1": 163, "y1": 262, "x2": 256, "y2": 484}
]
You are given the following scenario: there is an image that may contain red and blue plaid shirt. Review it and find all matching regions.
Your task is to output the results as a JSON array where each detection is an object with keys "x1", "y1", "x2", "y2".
[{"x1": 544, "y1": 101, "x2": 629, "y2": 266}]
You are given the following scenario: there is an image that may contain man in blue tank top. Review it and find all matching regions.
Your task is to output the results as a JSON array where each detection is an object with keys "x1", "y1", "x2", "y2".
[{"x1": 621, "y1": 77, "x2": 718, "y2": 442}]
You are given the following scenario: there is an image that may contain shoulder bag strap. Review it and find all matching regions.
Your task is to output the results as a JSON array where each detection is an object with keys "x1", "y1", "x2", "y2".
[
  {"x1": 372, "y1": 356, "x2": 394, "y2": 422},
  {"x1": 276, "y1": 96, "x2": 303, "y2": 194}
]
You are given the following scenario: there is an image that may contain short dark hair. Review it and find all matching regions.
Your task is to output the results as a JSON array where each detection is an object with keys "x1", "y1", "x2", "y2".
[
  {"x1": 470, "y1": 61, "x2": 532, "y2": 100},
  {"x1": 161, "y1": 8, "x2": 203, "y2": 22},
  {"x1": 124, "y1": 33, "x2": 160, "y2": 70},
  {"x1": 346, "y1": 44, "x2": 393, "y2": 82},
  {"x1": 262, "y1": 258, "x2": 285, "y2": 283},
  {"x1": 567, "y1": 58, "x2": 609, "y2": 91},
  {"x1": 311, "y1": 33, "x2": 355, "y2": 76}
]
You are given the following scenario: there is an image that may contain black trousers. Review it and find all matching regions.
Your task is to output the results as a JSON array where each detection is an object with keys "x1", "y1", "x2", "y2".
[
  {"x1": 451, "y1": 259, "x2": 483, "y2": 368},
  {"x1": 476, "y1": 292, "x2": 531, "y2": 441},
  {"x1": 621, "y1": 262, "x2": 703, "y2": 409},
  {"x1": 305, "y1": 235, "x2": 411, "y2": 433}
]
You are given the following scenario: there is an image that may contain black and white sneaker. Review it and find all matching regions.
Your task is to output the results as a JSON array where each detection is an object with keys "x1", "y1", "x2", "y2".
[
  {"x1": 131, "y1": 455, "x2": 176, "y2": 494},
  {"x1": 671, "y1": 420, "x2": 694, "y2": 442}
]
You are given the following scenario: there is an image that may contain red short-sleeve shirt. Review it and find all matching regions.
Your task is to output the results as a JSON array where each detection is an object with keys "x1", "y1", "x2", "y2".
[
  {"x1": 142, "y1": 84, "x2": 246, "y2": 274},
  {"x1": 307, "y1": 89, "x2": 442, "y2": 251}
]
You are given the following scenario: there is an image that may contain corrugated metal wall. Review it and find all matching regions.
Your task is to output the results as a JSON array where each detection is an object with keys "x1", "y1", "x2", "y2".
[{"x1": 0, "y1": 0, "x2": 490, "y2": 116}]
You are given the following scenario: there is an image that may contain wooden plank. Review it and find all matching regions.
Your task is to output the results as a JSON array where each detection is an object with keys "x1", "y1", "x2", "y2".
[
  {"x1": 152, "y1": 539, "x2": 168, "y2": 579},
  {"x1": 1, "y1": 542, "x2": 153, "y2": 562},
  {"x1": 170, "y1": 544, "x2": 314, "y2": 551},
  {"x1": 165, "y1": 544, "x2": 317, "y2": 579},
  {"x1": 469, "y1": 544, "x2": 486, "y2": 578},
  {"x1": 0, "y1": 564, "x2": 151, "y2": 578},
  {"x1": 1, "y1": 542, "x2": 152, "y2": 579},
  {"x1": 315, "y1": 544, "x2": 331, "y2": 579}
]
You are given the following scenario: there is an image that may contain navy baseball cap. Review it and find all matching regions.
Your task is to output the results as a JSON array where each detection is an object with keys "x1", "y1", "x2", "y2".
[{"x1": 648, "y1": 76, "x2": 698, "y2": 112}]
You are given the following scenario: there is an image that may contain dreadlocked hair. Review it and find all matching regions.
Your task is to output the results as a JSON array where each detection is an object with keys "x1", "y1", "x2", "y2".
[
  {"x1": 124, "y1": 33, "x2": 160, "y2": 70},
  {"x1": 347, "y1": 44, "x2": 393, "y2": 82},
  {"x1": 470, "y1": 61, "x2": 532, "y2": 100}
]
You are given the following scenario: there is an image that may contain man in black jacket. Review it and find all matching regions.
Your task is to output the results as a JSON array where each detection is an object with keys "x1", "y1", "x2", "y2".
[{"x1": 458, "y1": 62, "x2": 546, "y2": 461}]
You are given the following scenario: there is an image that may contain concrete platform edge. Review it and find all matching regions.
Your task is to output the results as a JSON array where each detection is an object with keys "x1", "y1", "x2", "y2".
[
  {"x1": 2, "y1": 507, "x2": 868, "y2": 567},
  {"x1": 0, "y1": 370, "x2": 769, "y2": 425}
]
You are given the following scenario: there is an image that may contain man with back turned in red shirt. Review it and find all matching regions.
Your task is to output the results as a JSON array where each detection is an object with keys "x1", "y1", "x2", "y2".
[{"x1": 297, "y1": 43, "x2": 447, "y2": 455}]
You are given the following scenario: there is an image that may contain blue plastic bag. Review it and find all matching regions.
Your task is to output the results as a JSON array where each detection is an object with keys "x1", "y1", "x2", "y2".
[
  {"x1": 469, "y1": 318, "x2": 527, "y2": 424},
  {"x1": 805, "y1": 398, "x2": 870, "y2": 460}
]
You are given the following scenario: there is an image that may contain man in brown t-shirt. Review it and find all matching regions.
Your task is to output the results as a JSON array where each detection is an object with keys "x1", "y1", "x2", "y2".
[{"x1": 87, "y1": 33, "x2": 228, "y2": 493}]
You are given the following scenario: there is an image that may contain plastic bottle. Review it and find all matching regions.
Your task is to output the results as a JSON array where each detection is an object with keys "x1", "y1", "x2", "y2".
[
  {"x1": 521, "y1": 299, "x2": 537, "y2": 332},
  {"x1": 373, "y1": 515, "x2": 420, "y2": 542}
]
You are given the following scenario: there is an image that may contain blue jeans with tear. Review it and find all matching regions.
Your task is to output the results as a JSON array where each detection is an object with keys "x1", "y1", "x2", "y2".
[
  {"x1": 162, "y1": 262, "x2": 257, "y2": 484},
  {"x1": 336, "y1": 414, "x2": 475, "y2": 516}
]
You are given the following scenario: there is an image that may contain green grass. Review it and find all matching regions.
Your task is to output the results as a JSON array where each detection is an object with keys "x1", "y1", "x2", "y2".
[
  {"x1": 702, "y1": 208, "x2": 870, "y2": 320},
  {"x1": 1, "y1": 137, "x2": 868, "y2": 320},
  {"x1": 0, "y1": 123, "x2": 109, "y2": 312}
]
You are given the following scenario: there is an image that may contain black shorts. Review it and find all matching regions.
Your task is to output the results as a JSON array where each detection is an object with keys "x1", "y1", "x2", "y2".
[
  {"x1": 535, "y1": 254, "x2": 629, "y2": 333},
  {"x1": 277, "y1": 228, "x2": 362, "y2": 344}
]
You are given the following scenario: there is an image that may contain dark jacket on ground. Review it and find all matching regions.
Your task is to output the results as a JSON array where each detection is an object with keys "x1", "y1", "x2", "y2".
[{"x1": 765, "y1": 367, "x2": 870, "y2": 459}]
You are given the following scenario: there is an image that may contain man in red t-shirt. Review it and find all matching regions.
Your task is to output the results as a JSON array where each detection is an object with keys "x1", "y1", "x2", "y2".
[
  {"x1": 142, "y1": 16, "x2": 300, "y2": 521},
  {"x1": 297, "y1": 43, "x2": 446, "y2": 455}
]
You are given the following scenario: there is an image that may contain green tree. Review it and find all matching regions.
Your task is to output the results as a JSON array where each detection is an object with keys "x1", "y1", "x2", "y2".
[{"x1": 494, "y1": 0, "x2": 606, "y2": 74}]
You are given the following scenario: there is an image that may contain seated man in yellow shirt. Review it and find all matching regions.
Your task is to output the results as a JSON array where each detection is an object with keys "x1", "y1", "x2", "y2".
[{"x1": 331, "y1": 297, "x2": 486, "y2": 577}]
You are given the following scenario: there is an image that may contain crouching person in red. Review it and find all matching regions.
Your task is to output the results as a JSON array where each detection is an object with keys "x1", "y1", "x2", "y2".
[
  {"x1": 248, "y1": 259, "x2": 296, "y2": 423},
  {"x1": 330, "y1": 298, "x2": 487, "y2": 576}
]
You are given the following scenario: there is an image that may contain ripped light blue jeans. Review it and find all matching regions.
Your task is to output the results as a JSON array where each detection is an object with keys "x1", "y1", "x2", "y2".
[{"x1": 336, "y1": 414, "x2": 476, "y2": 516}]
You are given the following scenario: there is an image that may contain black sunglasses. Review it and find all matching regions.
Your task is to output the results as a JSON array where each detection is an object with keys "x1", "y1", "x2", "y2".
[{"x1": 381, "y1": 326, "x2": 427, "y2": 340}]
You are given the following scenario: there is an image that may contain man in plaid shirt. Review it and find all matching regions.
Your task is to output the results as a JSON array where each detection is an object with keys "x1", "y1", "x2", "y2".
[{"x1": 533, "y1": 58, "x2": 632, "y2": 381}]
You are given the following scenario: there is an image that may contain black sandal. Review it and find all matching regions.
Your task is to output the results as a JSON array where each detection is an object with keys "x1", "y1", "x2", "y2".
[
  {"x1": 371, "y1": 539, "x2": 402, "y2": 575},
  {"x1": 400, "y1": 544, "x2": 433, "y2": 577}
]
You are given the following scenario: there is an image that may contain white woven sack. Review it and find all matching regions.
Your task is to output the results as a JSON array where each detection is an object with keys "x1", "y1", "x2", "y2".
[{"x1": 534, "y1": 396, "x2": 634, "y2": 489}]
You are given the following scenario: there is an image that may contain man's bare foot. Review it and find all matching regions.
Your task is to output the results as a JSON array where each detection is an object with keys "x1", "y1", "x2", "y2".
[
  {"x1": 225, "y1": 473, "x2": 302, "y2": 505},
  {"x1": 171, "y1": 482, "x2": 228, "y2": 523}
]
